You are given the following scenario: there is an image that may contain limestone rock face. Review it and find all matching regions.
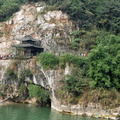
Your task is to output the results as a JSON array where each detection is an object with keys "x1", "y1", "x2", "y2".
[
  {"x1": 0, "y1": 58, "x2": 119, "y2": 120},
  {"x1": 0, "y1": 3, "x2": 73, "y2": 55},
  {"x1": 0, "y1": 60, "x2": 11, "y2": 84},
  {"x1": 0, "y1": 2, "x2": 73, "y2": 106},
  {"x1": 0, "y1": 3, "x2": 119, "y2": 120}
]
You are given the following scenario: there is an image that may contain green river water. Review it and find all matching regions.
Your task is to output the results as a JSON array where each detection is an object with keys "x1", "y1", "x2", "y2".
[{"x1": 0, "y1": 104, "x2": 105, "y2": 120}]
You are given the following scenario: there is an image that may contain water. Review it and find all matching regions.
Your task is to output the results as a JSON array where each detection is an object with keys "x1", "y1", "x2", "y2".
[{"x1": 0, "y1": 104, "x2": 105, "y2": 120}]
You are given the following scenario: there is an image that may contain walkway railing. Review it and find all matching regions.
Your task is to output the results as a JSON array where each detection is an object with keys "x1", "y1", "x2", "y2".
[{"x1": 0, "y1": 55, "x2": 15, "y2": 60}]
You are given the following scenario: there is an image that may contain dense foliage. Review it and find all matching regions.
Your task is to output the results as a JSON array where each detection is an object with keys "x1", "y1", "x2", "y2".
[
  {"x1": 89, "y1": 35, "x2": 120, "y2": 89},
  {"x1": 38, "y1": 52, "x2": 59, "y2": 69},
  {"x1": 39, "y1": 52, "x2": 88, "y2": 70},
  {"x1": 0, "y1": 0, "x2": 20, "y2": 21},
  {"x1": 39, "y1": 39, "x2": 120, "y2": 91},
  {"x1": 61, "y1": 68, "x2": 89, "y2": 96},
  {"x1": 59, "y1": 53, "x2": 88, "y2": 69},
  {"x1": 0, "y1": 0, "x2": 120, "y2": 34},
  {"x1": 44, "y1": 0, "x2": 120, "y2": 34},
  {"x1": 28, "y1": 84, "x2": 50, "y2": 104}
]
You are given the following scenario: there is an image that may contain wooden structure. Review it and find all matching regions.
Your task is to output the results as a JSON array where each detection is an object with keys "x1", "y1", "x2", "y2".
[{"x1": 13, "y1": 35, "x2": 43, "y2": 57}]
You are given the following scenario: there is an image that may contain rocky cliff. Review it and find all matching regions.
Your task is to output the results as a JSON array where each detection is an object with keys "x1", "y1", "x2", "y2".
[
  {"x1": 0, "y1": 1, "x2": 74, "y2": 105},
  {"x1": 0, "y1": 2, "x2": 119, "y2": 120},
  {"x1": 0, "y1": 2, "x2": 75, "y2": 55},
  {"x1": 0, "y1": 58, "x2": 119, "y2": 120}
]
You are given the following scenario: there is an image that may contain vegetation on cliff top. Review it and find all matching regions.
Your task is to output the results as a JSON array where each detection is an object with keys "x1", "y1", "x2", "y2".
[
  {"x1": 0, "y1": 0, "x2": 120, "y2": 34},
  {"x1": 39, "y1": 34, "x2": 120, "y2": 90},
  {"x1": 39, "y1": 34, "x2": 120, "y2": 107}
]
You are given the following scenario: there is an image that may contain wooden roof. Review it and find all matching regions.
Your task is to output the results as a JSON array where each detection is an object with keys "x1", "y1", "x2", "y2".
[
  {"x1": 12, "y1": 43, "x2": 42, "y2": 48},
  {"x1": 17, "y1": 35, "x2": 39, "y2": 42}
]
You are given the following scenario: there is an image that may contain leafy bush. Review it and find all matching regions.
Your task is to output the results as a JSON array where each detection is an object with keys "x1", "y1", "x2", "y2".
[
  {"x1": 61, "y1": 68, "x2": 89, "y2": 96},
  {"x1": 1, "y1": 0, "x2": 119, "y2": 34},
  {"x1": 19, "y1": 69, "x2": 33, "y2": 82},
  {"x1": 38, "y1": 52, "x2": 59, "y2": 69},
  {"x1": 28, "y1": 84, "x2": 50, "y2": 103},
  {"x1": 0, "y1": 0, "x2": 20, "y2": 21},
  {"x1": 71, "y1": 30, "x2": 81, "y2": 38},
  {"x1": 70, "y1": 41, "x2": 79, "y2": 50},
  {"x1": 60, "y1": 53, "x2": 78, "y2": 64},
  {"x1": 59, "y1": 53, "x2": 88, "y2": 69},
  {"x1": 0, "y1": 0, "x2": 33, "y2": 21},
  {"x1": 81, "y1": 88, "x2": 120, "y2": 108},
  {"x1": 6, "y1": 69, "x2": 18, "y2": 81},
  {"x1": 19, "y1": 83, "x2": 29, "y2": 100},
  {"x1": 39, "y1": 52, "x2": 88, "y2": 72}
]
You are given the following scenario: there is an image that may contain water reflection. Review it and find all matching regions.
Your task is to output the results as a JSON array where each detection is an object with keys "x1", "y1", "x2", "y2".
[{"x1": 0, "y1": 104, "x2": 105, "y2": 120}]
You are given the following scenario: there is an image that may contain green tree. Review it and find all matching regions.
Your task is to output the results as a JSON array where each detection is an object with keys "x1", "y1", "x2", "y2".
[
  {"x1": 61, "y1": 67, "x2": 89, "y2": 96},
  {"x1": 0, "y1": 0, "x2": 28, "y2": 21},
  {"x1": 28, "y1": 84, "x2": 50, "y2": 103},
  {"x1": 95, "y1": 0, "x2": 120, "y2": 34},
  {"x1": 88, "y1": 35, "x2": 120, "y2": 89},
  {"x1": 0, "y1": 0, "x2": 20, "y2": 21},
  {"x1": 38, "y1": 52, "x2": 59, "y2": 69}
]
